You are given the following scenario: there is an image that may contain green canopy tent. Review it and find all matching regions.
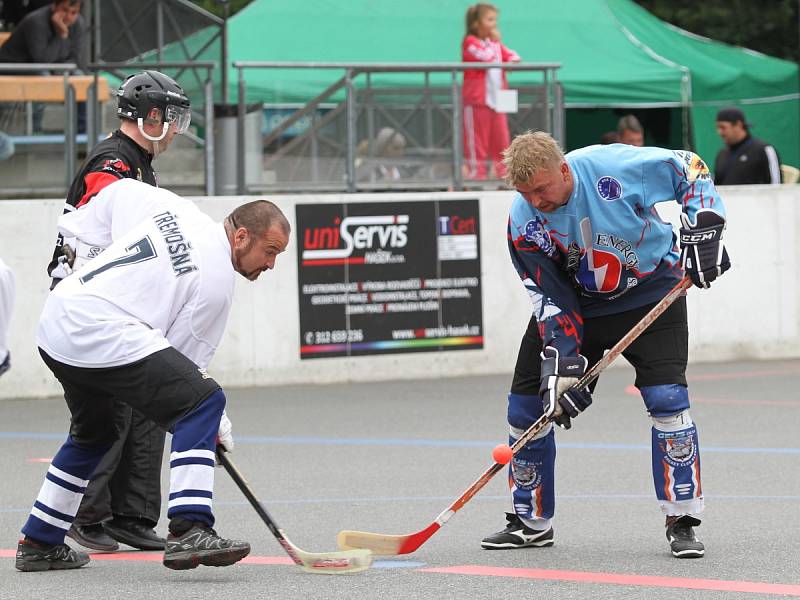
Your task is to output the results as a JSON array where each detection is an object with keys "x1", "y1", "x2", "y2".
[{"x1": 171, "y1": 0, "x2": 799, "y2": 170}]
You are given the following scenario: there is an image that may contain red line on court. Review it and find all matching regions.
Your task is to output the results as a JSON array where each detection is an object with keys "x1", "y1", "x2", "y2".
[
  {"x1": 419, "y1": 565, "x2": 800, "y2": 596},
  {"x1": 3, "y1": 548, "x2": 800, "y2": 594},
  {"x1": 0, "y1": 548, "x2": 294, "y2": 565}
]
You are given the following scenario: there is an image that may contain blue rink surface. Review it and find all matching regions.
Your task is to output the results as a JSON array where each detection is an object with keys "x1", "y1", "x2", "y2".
[{"x1": 1, "y1": 359, "x2": 799, "y2": 600}]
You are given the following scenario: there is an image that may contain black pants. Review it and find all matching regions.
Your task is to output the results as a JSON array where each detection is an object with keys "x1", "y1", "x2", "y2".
[
  {"x1": 40, "y1": 347, "x2": 219, "y2": 527},
  {"x1": 511, "y1": 296, "x2": 688, "y2": 395},
  {"x1": 73, "y1": 403, "x2": 165, "y2": 527}
]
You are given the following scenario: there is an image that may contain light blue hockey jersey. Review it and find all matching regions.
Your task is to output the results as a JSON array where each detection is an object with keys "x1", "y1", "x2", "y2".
[{"x1": 507, "y1": 143, "x2": 726, "y2": 357}]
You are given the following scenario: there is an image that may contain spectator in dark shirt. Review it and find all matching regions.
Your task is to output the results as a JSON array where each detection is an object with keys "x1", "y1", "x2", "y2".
[
  {"x1": 0, "y1": 0, "x2": 86, "y2": 68},
  {"x1": 0, "y1": 0, "x2": 87, "y2": 132},
  {"x1": 713, "y1": 107, "x2": 781, "y2": 185}
]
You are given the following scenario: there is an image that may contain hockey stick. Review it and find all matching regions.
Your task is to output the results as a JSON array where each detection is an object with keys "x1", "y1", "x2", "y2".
[
  {"x1": 216, "y1": 448, "x2": 372, "y2": 574},
  {"x1": 337, "y1": 276, "x2": 692, "y2": 555}
]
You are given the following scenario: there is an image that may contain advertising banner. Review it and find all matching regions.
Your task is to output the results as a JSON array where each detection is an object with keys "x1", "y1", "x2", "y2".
[{"x1": 296, "y1": 199, "x2": 483, "y2": 359}]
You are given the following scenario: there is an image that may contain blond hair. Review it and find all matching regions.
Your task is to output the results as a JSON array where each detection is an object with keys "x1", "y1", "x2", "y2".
[
  {"x1": 465, "y1": 3, "x2": 498, "y2": 37},
  {"x1": 502, "y1": 131, "x2": 565, "y2": 186}
]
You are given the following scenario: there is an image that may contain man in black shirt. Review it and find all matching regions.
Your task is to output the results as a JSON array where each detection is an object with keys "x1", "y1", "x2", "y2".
[
  {"x1": 47, "y1": 70, "x2": 192, "y2": 554},
  {"x1": 0, "y1": 1, "x2": 85, "y2": 68},
  {"x1": 0, "y1": 1, "x2": 87, "y2": 131},
  {"x1": 713, "y1": 107, "x2": 782, "y2": 185}
]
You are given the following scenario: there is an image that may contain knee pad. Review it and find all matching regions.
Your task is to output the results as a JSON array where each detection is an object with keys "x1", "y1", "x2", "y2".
[
  {"x1": 641, "y1": 384, "x2": 689, "y2": 418},
  {"x1": 508, "y1": 393, "x2": 544, "y2": 431}
]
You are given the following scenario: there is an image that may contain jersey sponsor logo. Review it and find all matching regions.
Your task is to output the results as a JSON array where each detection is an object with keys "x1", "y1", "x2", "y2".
[
  {"x1": 594, "y1": 233, "x2": 640, "y2": 269},
  {"x1": 152, "y1": 211, "x2": 198, "y2": 277},
  {"x1": 302, "y1": 215, "x2": 409, "y2": 265},
  {"x1": 511, "y1": 457, "x2": 543, "y2": 491},
  {"x1": 575, "y1": 218, "x2": 622, "y2": 293},
  {"x1": 596, "y1": 176, "x2": 622, "y2": 201},
  {"x1": 101, "y1": 158, "x2": 131, "y2": 173},
  {"x1": 523, "y1": 217, "x2": 555, "y2": 256}
]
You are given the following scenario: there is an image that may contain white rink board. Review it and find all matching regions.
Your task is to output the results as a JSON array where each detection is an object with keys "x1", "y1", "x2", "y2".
[{"x1": 0, "y1": 185, "x2": 797, "y2": 399}]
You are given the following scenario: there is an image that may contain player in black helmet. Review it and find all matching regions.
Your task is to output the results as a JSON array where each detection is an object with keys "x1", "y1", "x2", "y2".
[
  {"x1": 115, "y1": 70, "x2": 192, "y2": 155},
  {"x1": 37, "y1": 71, "x2": 191, "y2": 558}
]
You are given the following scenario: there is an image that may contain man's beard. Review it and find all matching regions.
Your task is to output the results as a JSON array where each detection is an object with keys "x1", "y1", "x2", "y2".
[{"x1": 233, "y1": 238, "x2": 261, "y2": 280}]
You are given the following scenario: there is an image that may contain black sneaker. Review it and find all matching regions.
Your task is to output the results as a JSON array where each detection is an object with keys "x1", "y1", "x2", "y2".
[
  {"x1": 67, "y1": 523, "x2": 119, "y2": 552},
  {"x1": 15, "y1": 537, "x2": 90, "y2": 572},
  {"x1": 104, "y1": 517, "x2": 164, "y2": 551},
  {"x1": 665, "y1": 515, "x2": 705, "y2": 558},
  {"x1": 481, "y1": 513, "x2": 554, "y2": 549},
  {"x1": 163, "y1": 524, "x2": 250, "y2": 570}
]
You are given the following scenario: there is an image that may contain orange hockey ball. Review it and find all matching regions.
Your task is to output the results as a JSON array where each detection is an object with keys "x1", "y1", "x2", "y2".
[{"x1": 492, "y1": 444, "x2": 513, "y2": 465}]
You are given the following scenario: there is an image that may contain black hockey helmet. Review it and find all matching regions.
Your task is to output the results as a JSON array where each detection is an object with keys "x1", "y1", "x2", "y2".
[{"x1": 116, "y1": 70, "x2": 192, "y2": 134}]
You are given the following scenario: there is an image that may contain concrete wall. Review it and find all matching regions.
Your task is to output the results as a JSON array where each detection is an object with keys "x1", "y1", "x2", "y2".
[{"x1": 0, "y1": 185, "x2": 797, "y2": 399}]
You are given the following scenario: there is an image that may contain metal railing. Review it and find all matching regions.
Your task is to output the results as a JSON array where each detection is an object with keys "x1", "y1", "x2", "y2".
[
  {"x1": 92, "y1": 0, "x2": 228, "y2": 102},
  {"x1": 0, "y1": 62, "x2": 83, "y2": 189},
  {"x1": 0, "y1": 61, "x2": 216, "y2": 196},
  {"x1": 87, "y1": 61, "x2": 217, "y2": 195},
  {"x1": 232, "y1": 61, "x2": 563, "y2": 194}
]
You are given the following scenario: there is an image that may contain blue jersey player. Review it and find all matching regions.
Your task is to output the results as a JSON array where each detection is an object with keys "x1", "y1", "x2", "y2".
[{"x1": 481, "y1": 132, "x2": 730, "y2": 558}]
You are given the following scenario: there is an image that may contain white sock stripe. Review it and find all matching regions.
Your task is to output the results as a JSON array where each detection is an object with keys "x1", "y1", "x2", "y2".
[
  {"x1": 39, "y1": 478, "x2": 83, "y2": 518},
  {"x1": 170, "y1": 463, "x2": 215, "y2": 497},
  {"x1": 168, "y1": 496, "x2": 213, "y2": 509},
  {"x1": 48, "y1": 464, "x2": 89, "y2": 487},
  {"x1": 170, "y1": 449, "x2": 216, "y2": 462},
  {"x1": 30, "y1": 506, "x2": 71, "y2": 531}
]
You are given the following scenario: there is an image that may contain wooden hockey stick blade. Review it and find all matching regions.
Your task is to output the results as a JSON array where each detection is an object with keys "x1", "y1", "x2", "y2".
[
  {"x1": 217, "y1": 449, "x2": 372, "y2": 573},
  {"x1": 285, "y1": 533, "x2": 372, "y2": 574},
  {"x1": 337, "y1": 277, "x2": 692, "y2": 556}
]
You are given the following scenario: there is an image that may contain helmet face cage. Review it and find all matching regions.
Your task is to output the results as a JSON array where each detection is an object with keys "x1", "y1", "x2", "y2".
[
  {"x1": 164, "y1": 105, "x2": 191, "y2": 134},
  {"x1": 117, "y1": 71, "x2": 191, "y2": 134}
]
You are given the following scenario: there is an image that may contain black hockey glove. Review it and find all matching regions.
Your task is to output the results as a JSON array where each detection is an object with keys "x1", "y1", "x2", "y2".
[
  {"x1": 679, "y1": 209, "x2": 731, "y2": 289},
  {"x1": 539, "y1": 346, "x2": 593, "y2": 430}
]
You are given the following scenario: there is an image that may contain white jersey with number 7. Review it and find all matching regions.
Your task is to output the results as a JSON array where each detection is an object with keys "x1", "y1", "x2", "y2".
[{"x1": 38, "y1": 183, "x2": 234, "y2": 371}]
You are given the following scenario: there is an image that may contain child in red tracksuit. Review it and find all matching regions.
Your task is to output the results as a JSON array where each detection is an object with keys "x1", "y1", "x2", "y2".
[{"x1": 462, "y1": 3, "x2": 520, "y2": 180}]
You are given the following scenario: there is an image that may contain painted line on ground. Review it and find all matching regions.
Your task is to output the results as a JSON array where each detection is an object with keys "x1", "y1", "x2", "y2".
[
  {"x1": 3, "y1": 431, "x2": 800, "y2": 455},
  {"x1": 419, "y1": 565, "x2": 800, "y2": 596},
  {"x1": 3, "y1": 493, "x2": 799, "y2": 515},
  {"x1": 3, "y1": 548, "x2": 798, "y2": 595}
]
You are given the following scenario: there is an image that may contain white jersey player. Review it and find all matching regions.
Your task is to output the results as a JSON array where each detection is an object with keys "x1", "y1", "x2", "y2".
[
  {"x1": 17, "y1": 193, "x2": 290, "y2": 572},
  {"x1": 55, "y1": 178, "x2": 196, "y2": 276},
  {"x1": 0, "y1": 257, "x2": 15, "y2": 376}
]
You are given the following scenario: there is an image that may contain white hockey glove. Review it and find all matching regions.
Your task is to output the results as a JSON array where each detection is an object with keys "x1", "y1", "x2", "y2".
[
  {"x1": 217, "y1": 411, "x2": 234, "y2": 453},
  {"x1": 539, "y1": 346, "x2": 593, "y2": 430}
]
